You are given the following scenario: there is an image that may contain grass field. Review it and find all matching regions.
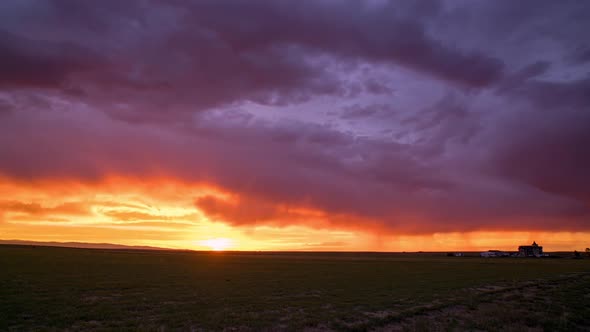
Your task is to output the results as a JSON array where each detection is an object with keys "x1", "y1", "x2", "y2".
[{"x1": 1, "y1": 245, "x2": 589, "y2": 331}]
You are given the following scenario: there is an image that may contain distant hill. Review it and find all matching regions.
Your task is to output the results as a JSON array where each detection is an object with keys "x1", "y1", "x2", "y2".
[{"x1": 0, "y1": 239, "x2": 171, "y2": 251}]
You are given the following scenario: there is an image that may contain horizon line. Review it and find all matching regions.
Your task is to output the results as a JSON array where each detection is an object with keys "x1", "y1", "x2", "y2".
[{"x1": 1, "y1": 239, "x2": 586, "y2": 253}]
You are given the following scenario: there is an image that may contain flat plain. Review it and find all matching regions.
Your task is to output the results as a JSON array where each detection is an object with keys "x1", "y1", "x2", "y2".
[{"x1": 1, "y1": 245, "x2": 589, "y2": 331}]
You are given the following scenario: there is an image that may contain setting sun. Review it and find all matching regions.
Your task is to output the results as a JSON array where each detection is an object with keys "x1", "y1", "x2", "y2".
[{"x1": 199, "y1": 238, "x2": 233, "y2": 251}]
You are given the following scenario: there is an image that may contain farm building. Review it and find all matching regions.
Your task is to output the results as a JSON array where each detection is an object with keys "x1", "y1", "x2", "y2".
[{"x1": 518, "y1": 241, "x2": 543, "y2": 257}]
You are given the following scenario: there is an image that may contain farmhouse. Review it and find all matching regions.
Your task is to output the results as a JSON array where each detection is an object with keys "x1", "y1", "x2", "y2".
[{"x1": 518, "y1": 241, "x2": 543, "y2": 257}]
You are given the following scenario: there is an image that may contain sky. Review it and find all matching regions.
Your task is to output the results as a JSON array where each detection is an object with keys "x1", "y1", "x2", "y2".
[{"x1": 1, "y1": 0, "x2": 589, "y2": 251}]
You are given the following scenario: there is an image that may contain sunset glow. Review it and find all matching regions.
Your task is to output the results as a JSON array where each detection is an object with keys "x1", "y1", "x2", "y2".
[
  {"x1": 0, "y1": 176, "x2": 588, "y2": 251},
  {"x1": 199, "y1": 238, "x2": 233, "y2": 251}
]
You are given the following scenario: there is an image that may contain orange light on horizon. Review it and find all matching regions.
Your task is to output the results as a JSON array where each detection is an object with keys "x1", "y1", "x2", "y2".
[
  {"x1": 1, "y1": 175, "x2": 589, "y2": 252},
  {"x1": 198, "y1": 237, "x2": 233, "y2": 251}
]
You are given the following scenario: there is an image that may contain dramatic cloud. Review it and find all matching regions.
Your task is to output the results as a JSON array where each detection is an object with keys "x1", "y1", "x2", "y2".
[
  {"x1": 0, "y1": 0, "x2": 506, "y2": 118},
  {"x1": 1, "y1": 0, "x2": 589, "y2": 249},
  {"x1": 0, "y1": 29, "x2": 101, "y2": 89}
]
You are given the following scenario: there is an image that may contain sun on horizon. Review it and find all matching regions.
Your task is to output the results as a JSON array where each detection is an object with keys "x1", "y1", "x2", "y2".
[{"x1": 199, "y1": 238, "x2": 233, "y2": 251}]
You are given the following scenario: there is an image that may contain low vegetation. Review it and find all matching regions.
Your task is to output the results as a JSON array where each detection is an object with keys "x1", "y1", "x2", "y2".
[{"x1": 1, "y1": 245, "x2": 589, "y2": 331}]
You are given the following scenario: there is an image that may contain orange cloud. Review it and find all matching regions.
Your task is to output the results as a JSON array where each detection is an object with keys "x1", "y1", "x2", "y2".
[
  {"x1": 195, "y1": 194, "x2": 329, "y2": 227},
  {"x1": 0, "y1": 201, "x2": 89, "y2": 216}
]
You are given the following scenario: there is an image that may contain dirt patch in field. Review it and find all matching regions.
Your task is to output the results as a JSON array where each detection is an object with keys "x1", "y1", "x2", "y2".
[{"x1": 365, "y1": 273, "x2": 590, "y2": 332}]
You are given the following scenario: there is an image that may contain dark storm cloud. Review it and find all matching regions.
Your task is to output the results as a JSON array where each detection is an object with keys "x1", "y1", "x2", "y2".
[
  {"x1": 178, "y1": 0, "x2": 504, "y2": 87},
  {"x1": 494, "y1": 116, "x2": 590, "y2": 203},
  {"x1": 0, "y1": 30, "x2": 101, "y2": 89},
  {"x1": 490, "y1": 77, "x2": 590, "y2": 204},
  {"x1": 0, "y1": 0, "x2": 505, "y2": 120},
  {"x1": 1, "y1": 0, "x2": 589, "y2": 233}
]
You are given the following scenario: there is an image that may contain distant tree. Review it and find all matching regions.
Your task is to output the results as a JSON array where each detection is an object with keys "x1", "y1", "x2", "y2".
[
  {"x1": 586, "y1": 248, "x2": 590, "y2": 257},
  {"x1": 574, "y1": 250, "x2": 581, "y2": 259}
]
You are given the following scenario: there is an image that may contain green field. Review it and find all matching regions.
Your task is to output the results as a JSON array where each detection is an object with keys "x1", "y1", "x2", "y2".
[{"x1": 1, "y1": 245, "x2": 589, "y2": 331}]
